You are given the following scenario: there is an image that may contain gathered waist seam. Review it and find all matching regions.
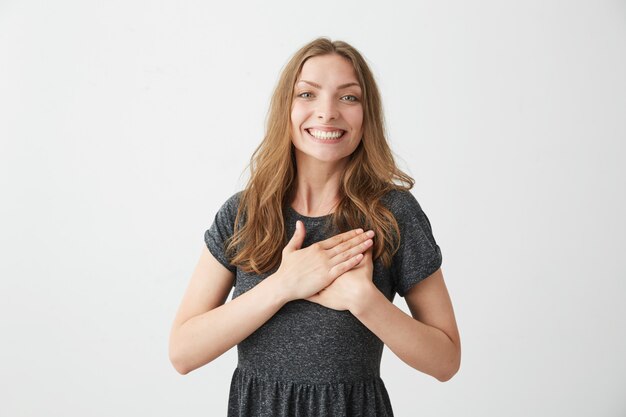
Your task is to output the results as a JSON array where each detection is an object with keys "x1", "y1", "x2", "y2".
[{"x1": 234, "y1": 365, "x2": 383, "y2": 386}]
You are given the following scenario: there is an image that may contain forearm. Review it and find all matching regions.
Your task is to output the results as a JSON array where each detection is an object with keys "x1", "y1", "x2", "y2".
[
  {"x1": 351, "y1": 286, "x2": 460, "y2": 382},
  {"x1": 170, "y1": 273, "x2": 289, "y2": 375}
]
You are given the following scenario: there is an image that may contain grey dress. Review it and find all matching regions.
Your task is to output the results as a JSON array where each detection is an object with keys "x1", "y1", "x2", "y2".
[{"x1": 204, "y1": 189, "x2": 443, "y2": 417}]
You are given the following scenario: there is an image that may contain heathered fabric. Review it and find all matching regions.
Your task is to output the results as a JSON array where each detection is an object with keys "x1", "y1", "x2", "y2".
[{"x1": 204, "y1": 189, "x2": 443, "y2": 417}]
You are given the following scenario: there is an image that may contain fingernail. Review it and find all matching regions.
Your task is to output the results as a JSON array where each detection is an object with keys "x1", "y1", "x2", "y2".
[{"x1": 366, "y1": 230, "x2": 375, "y2": 237}]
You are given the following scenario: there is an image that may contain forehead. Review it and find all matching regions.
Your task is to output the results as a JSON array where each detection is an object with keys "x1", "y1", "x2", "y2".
[{"x1": 296, "y1": 54, "x2": 360, "y2": 87}]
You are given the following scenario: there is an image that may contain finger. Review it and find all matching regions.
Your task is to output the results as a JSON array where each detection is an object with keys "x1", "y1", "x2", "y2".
[
  {"x1": 329, "y1": 237, "x2": 373, "y2": 266},
  {"x1": 306, "y1": 294, "x2": 319, "y2": 303},
  {"x1": 360, "y1": 247, "x2": 374, "y2": 264},
  {"x1": 328, "y1": 229, "x2": 374, "y2": 259},
  {"x1": 317, "y1": 228, "x2": 364, "y2": 250},
  {"x1": 329, "y1": 253, "x2": 363, "y2": 279},
  {"x1": 285, "y1": 220, "x2": 306, "y2": 252}
]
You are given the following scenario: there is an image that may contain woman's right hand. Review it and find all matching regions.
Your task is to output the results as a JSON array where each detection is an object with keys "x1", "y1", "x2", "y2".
[{"x1": 275, "y1": 220, "x2": 375, "y2": 302}]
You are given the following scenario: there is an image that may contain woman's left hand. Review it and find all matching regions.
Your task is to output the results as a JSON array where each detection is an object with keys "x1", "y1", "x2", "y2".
[{"x1": 305, "y1": 247, "x2": 375, "y2": 312}]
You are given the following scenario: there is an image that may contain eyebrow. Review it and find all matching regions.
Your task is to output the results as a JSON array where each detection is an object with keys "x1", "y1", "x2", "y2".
[{"x1": 297, "y1": 80, "x2": 361, "y2": 90}]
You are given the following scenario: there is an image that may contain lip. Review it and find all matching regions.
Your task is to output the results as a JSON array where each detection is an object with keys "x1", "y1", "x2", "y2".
[
  {"x1": 305, "y1": 128, "x2": 345, "y2": 144},
  {"x1": 306, "y1": 126, "x2": 346, "y2": 132}
]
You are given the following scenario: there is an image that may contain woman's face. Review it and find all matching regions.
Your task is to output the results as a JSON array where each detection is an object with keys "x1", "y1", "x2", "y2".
[{"x1": 290, "y1": 54, "x2": 364, "y2": 164}]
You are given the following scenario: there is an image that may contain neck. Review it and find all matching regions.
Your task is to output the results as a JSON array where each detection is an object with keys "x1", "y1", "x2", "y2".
[{"x1": 290, "y1": 151, "x2": 348, "y2": 217}]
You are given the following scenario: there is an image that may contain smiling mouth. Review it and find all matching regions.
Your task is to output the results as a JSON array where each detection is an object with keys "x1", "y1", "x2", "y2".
[{"x1": 305, "y1": 128, "x2": 346, "y2": 140}]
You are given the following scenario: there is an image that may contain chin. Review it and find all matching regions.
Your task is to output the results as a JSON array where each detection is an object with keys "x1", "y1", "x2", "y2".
[
  {"x1": 302, "y1": 149, "x2": 354, "y2": 164},
  {"x1": 313, "y1": 154, "x2": 349, "y2": 163},
  {"x1": 294, "y1": 138, "x2": 359, "y2": 163}
]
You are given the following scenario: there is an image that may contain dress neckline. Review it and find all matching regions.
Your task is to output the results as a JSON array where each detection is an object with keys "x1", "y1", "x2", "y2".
[{"x1": 287, "y1": 205, "x2": 334, "y2": 222}]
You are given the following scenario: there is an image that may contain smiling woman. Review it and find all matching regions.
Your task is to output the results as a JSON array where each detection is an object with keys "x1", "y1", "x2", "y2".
[
  {"x1": 290, "y1": 54, "x2": 364, "y2": 166},
  {"x1": 169, "y1": 37, "x2": 460, "y2": 417}
]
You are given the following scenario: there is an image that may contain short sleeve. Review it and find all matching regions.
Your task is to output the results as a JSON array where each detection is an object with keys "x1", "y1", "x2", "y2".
[
  {"x1": 204, "y1": 192, "x2": 242, "y2": 274},
  {"x1": 389, "y1": 190, "x2": 443, "y2": 297}
]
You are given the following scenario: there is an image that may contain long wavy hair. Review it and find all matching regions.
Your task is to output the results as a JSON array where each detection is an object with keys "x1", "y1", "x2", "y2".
[{"x1": 227, "y1": 37, "x2": 415, "y2": 274}]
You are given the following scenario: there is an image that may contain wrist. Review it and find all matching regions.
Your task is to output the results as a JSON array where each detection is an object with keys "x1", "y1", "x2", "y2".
[
  {"x1": 265, "y1": 271, "x2": 293, "y2": 306},
  {"x1": 349, "y1": 281, "x2": 379, "y2": 317}
]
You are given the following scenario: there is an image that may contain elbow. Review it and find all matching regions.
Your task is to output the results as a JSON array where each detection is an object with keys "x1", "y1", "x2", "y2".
[
  {"x1": 436, "y1": 365, "x2": 459, "y2": 382},
  {"x1": 171, "y1": 360, "x2": 191, "y2": 376},
  {"x1": 169, "y1": 328, "x2": 198, "y2": 375},
  {"x1": 435, "y1": 361, "x2": 460, "y2": 382},
  {"x1": 169, "y1": 339, "x2": 193, "y2": 375},
  {"x1": 436, "y1": 345, "x2": 461, "y2": 382},
  {"x1": 174, "y1": 366, "x2": 190, "y2": 376},
  {"x1": 169, "y1": 343, "x2": 216, "y2": 375},
  {"x1": 169, "y1": 350, "x2": 192, "y2": 375}
]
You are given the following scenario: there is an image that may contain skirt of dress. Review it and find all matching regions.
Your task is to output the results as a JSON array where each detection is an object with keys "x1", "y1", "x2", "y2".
[{"x1": 227, "y1": 366, "x2": 395, "y2": 417}]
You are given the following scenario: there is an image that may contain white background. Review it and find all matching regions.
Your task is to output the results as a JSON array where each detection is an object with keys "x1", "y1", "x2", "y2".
[{"x1": 1, "y1": 1, "x2": 625, "y2": 416}]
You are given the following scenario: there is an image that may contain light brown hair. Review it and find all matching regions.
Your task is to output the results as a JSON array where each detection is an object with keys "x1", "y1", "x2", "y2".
[{"x1": 227, "y1": 37, "x2": 415, "y2": 274}]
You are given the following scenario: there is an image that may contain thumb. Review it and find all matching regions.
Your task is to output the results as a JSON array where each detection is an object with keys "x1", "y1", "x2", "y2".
[{"x1": 285, "y1": 220, "x2": 306, "y2": 251}]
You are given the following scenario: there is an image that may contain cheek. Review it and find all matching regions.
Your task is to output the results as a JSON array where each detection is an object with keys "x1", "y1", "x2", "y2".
[
  {"x1": 289, "y1": 107, "x2": 298, "y2": 135},
  {"x1": 290, "y1": 102, "x2": 307, "y2": 124},
  {"x1": 348, "y1": 107, "x2": 364, "y2": 130}
]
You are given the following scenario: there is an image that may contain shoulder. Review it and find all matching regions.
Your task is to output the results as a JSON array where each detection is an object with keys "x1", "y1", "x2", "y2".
[
  {"x1": 218, "y1": 190, "x2": 244, "y2": 214},
  {"x1": 211, "y1": 190, "x2": 245, "y2": 228},
  {"x1": 380, "y1": 188, "x2": 423, "y2": 219},
  {"x1": 380, "y1": 189, "x2": 438, "y2": 239},
  {"x1": 224, "y1": 190, "x2": 244, "y2": 207}
]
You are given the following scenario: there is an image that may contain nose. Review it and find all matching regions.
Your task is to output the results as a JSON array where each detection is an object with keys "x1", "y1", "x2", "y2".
[{"x1": 316, "y1": 95, "x2": 338, "y2": 122}]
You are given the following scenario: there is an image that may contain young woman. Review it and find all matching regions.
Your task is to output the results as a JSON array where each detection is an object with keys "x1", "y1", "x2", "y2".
[{"x1": 169, "y1": 37, "x2": 461, "y2": 416}]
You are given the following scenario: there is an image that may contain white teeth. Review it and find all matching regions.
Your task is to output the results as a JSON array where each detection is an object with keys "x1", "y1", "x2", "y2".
[{"x1": 307, "y1": 129, "x2": 344, "y2": 139}]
